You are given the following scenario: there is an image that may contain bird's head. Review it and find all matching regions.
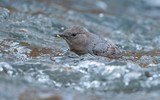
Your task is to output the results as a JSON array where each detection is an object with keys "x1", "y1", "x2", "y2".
[{"x1": 57, "y1": 25, "x2": 90, "y2": 52}]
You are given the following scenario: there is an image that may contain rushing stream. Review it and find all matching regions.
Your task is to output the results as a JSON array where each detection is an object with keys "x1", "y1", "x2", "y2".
[{"x1": 0, "y1": 0, "x2": 160, "y2": 100}]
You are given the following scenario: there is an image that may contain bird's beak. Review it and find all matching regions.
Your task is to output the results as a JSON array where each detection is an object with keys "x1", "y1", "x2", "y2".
[{"x1": 54, "y1": 33, "x2": 65, "y2": 38}]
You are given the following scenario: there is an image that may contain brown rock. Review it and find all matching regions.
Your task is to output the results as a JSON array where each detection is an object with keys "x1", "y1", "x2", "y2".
[{"x1": 19, "y1": 90, "x2": 62, "y2": 100}]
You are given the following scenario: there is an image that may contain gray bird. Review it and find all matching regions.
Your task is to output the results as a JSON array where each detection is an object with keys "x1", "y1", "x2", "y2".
[{"x1": 57, "y1": 25, "x2": 122, "y2": 58}]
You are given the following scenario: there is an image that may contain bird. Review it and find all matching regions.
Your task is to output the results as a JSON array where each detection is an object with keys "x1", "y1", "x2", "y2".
[{"x1": 57, "y1": 25, "x2": 122, "y2": 59}]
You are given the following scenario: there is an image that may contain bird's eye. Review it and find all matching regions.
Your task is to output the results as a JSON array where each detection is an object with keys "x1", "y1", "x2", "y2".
[{"x1": 71, "y1": 33, "x2": 77, "y2": 37}]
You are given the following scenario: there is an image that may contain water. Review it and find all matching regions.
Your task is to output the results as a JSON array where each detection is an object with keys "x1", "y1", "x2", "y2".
[{"x1": 0, "y1": 0, "x2": 160, "y2": 100}]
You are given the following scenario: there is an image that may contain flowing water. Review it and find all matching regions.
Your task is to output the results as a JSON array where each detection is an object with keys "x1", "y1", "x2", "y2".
[{"x1": 0, "y1": 0, "x2": 160, "y2": 100}]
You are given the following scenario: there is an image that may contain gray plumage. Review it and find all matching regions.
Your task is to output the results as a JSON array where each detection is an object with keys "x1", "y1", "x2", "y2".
[{"x1": 58, "y1": 25, "x2": 122, "y2": 58}]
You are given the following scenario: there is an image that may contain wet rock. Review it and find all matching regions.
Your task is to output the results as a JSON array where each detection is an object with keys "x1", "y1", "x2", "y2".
[
  {"x1": 0, "y1": 7, "x2": 10, "y2": 20},
  {"x1": 143, "y1": 0, "x2": 160, "y2": 7},
  {"x1": 19, "y1": 90, "x2": 62, "y2": 100},
  {"x1": 19, "y1": 89, "x2": 102, "y2": 100},
  {"x1": 0, "y1": 62, "x2": 15, "y2": 76}
]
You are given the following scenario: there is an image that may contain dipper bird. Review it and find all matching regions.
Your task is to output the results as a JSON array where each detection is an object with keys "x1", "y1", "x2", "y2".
[{"x1": 57, "y1": 25, "x2": 122, "y2": 58}]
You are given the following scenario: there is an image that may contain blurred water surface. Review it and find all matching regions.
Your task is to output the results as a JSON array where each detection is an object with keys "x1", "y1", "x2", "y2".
[{"x1": 0, "y1": 0, "x2": 160, "y2": 100}]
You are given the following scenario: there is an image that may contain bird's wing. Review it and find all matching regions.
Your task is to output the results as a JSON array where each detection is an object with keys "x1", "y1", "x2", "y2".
[{"x1": 92, "y1": 42, "x2": 122, "y2": 58}]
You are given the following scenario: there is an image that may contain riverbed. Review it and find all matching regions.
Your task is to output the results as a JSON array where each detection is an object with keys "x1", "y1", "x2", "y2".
[{"x1": 0, "y1": 0, "x2": 160, "y2": 100}]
